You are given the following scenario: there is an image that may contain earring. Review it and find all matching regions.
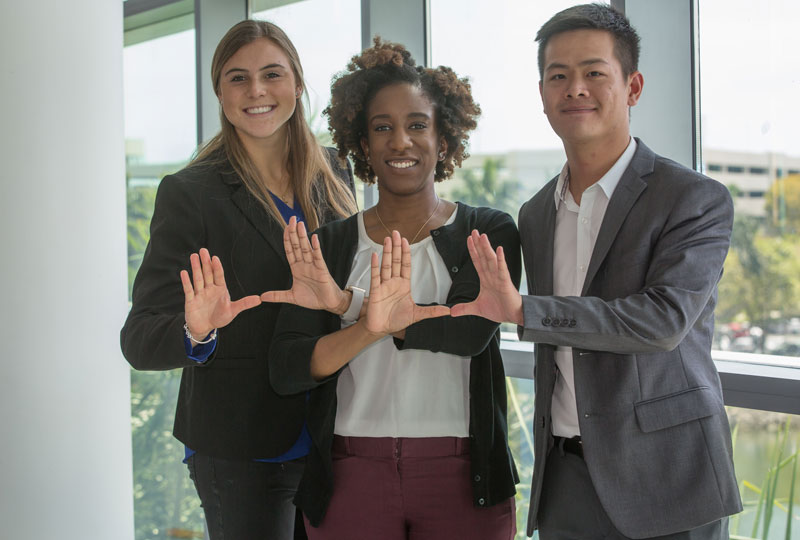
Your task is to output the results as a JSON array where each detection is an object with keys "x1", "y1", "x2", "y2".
[{"x1": 438, "y1": 151, "x2": 446, "y2": 161}]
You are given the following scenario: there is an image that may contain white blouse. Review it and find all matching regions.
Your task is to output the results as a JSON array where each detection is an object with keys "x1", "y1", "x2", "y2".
[{"x1": 334, "y1": 208, "x2": 471, "y2": 438}]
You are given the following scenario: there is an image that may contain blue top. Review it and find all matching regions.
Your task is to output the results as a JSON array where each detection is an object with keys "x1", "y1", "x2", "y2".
[{"x1": 184, "y1": 192, "x2": 310, "y2": 463}]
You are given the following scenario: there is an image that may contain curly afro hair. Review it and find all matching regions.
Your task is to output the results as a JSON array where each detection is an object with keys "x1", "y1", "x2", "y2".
[{"x1": 324, "y1": 37, "x2": 481, "y2": 184}]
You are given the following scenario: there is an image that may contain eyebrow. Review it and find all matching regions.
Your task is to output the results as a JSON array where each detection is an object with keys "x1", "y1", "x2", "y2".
[
  {"x1": 368, "y1": 112, "x2": 431, "y2": 123},
  {"x1": 224, "y1": 63, "x2": 287, "y2": 77},
  {"x1": 544, "y1": 58, "x2": 609, "y2": 72}
]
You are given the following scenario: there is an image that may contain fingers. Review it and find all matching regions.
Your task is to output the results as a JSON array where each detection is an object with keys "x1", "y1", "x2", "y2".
[
  {"x1": 450, "y1": 301, "x2": 478, "y2": 318},
  {"x1": 414, "y1": 304, "x2": 451, "y2": 322},
  {"x1": 391, "y1": 231, "x2": 403, "y2": 278},
  {"x1": 230, "y1": 294, "x2": 262, "y2": 317},
  {"x1": 190, "y1": 252, "x2": 204, "y2": 292},
  {"x1": 211, "y1": 255, "x2": 226, "y2": 287},
  {"x1": 283, "y1": 216, "x2": 296, "y2": 264},
  {"x1": 260, "y1": 290, "x2": 292, "y2": 304},
  {"x1": 400, "y1": 237, "x2": 411, "y2": 280},
  {"x1": 310, "y1": 233, "x2": 327, "y2": 269},
  {"x1": 180, "y1": 270, "x2": 195, "y2": 302},
  {"x1": 199, "y1": 248, "x2": 214, "y2": 287},
  {"x1": 380, "y1": 236, "x2": 393, "y2": 283},
  {"x1": 369, "y1": 252, "x2": 381, "y2": 296},
  {"x1": 296, "y1": 221, "x2": 314, "y2": 264}
]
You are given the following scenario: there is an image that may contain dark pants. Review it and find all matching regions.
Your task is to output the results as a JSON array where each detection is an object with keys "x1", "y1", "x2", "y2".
[
  {"x1": 537, "y1": 443, "x2": 728, "y2": 540},
  {"x1": 305, "y1": 435, "x2": 516, "y2": 540},
  {"x1": 187, "y1": 452, "x2": 307, "y2": 540}
]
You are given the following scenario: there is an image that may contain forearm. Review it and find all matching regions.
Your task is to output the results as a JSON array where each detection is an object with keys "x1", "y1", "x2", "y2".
[{"x1": 310, "y1": 319, "x2": 383, "y2": 380}]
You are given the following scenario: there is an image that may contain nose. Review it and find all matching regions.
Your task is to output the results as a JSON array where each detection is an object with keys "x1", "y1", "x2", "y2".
[
  {"x1": 388, "y1": 127, "x2": 412, "y2": 150},
  {"x1": 565, "y1": 78, "x2": 588, "y2": 99},
  {"x1": 247, "y1": 78, "x2": 267, "y2": 98}
]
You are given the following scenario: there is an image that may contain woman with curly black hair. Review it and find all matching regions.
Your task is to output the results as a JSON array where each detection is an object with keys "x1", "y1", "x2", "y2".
[{"x1": 265, "y1": 38, "x2": 521, "y2": 539}]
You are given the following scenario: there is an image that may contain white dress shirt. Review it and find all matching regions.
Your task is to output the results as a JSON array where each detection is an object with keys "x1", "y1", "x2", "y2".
[
  {"x1": 551, "y1": 138, "x2": 637, "y2": 438},
  {"x1": 334, "y1": 207, "x2": 471, "y2": 437}
]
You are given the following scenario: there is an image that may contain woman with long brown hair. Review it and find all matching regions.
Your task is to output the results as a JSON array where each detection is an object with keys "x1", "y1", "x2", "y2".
[{"x1": 121, "y1": 20, "x2": 356, "y2": 539}]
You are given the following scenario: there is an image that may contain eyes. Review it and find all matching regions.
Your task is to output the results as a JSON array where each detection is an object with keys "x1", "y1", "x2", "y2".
[
  {"x1": 227, "y1": 71, "x2": 283, "y2": 83},
  {"x1": 548, "y1": 70, "x2": 605, "y2": 81},
  {"x1": 373, "y1": 121, "x2": 428, "y2": 133}
]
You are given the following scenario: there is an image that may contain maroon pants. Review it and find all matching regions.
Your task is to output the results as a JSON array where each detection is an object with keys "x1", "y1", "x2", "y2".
[{"x1": 305, "y1": 436, "x2": 516, "y2": 540}]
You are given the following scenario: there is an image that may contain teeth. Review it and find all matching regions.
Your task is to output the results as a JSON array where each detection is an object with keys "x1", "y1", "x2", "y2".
[
  {"x1": 246, "y1": 106, "x2": 274, "y2": 114},
  {"x1": 387, "y1": 160, "x2": 417, "y2": 169}
]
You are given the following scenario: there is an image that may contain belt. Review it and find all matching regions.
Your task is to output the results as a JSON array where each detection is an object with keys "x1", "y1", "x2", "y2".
[{"x1": 553, "y1": 435, "x2": 583, "y2": 459}]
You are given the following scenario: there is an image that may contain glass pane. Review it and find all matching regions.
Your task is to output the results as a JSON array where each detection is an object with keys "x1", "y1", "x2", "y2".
[
  {"x1": 430, "y1": 3, "x2": 607, "y2": 535},
  {"x1": 727, "y1": 407, "x2": 800, "y2": 539},
  {"x1": 124, "y1": 27, "x2": 202, "y2": 540},
  {"x1": 700, "y1": 0, "x2": 800, "y2": 367},
  {"x1": 251, "y1": 0, "x2": 365, "y2": 206}
]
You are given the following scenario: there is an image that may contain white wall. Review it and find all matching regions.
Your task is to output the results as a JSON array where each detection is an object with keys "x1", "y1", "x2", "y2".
[{"x1": 0, "y1": 0, "x2": 134, "y2": 538}]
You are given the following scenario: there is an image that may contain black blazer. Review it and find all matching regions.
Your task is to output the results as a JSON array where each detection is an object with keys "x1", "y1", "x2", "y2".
[{"x1": 121, "y1": 148, "x2": 355, "y2": 459}]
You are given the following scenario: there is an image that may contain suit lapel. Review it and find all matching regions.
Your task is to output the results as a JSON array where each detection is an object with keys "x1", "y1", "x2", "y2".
[
  {"x1": 226, "y1": 174, "x2": 287, "y2": 261},
  {"x1": 532, "y1": 183, "x2": 556, "y2": 296},
  {"x1": 581, "y1": 140, "x2": 654, "y2": 295}
]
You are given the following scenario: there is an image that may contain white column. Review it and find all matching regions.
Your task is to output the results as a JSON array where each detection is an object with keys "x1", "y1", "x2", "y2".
[{"x1": 0, "y1": 1, "x2": 134, "y2": 539}]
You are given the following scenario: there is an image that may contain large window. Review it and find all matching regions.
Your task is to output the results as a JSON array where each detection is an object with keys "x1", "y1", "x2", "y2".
[
  {"x1": 698, "y1": 3, "x2": 800, "y2": 532},
  {"x1": 251, "y1": 0, "x2": 364, "y2": 204},
  {"x1": 124, "y1": 22, "x2": 203, "y2": 540},
  {"x1": 700, "y1": 0, "x2": 800, "y2": 366}
]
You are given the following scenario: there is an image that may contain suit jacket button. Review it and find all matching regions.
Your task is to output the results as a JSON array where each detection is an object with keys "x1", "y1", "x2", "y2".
[
  {"x1": 451, "y1": 266, "x2": 459, "y2": 273},
  {"x1": 562, "y1": 318, "x2": 570, "y2": 327},
  {"x1": 542, "y1": 317, "x2": 551, "y2": 326},
  {"x1": 478, "y1": 498, "x2": 485, "y2": 506},
  {"x1": 432, "y1": 230, "x2": 440, "y2": 236},
  {"x1": 569, "y1": 319, "x2": 577, "y2": 327},
  {"x1": 474, "y1": 474, "x2": 481, "y2": 482},
  {"x1": 552, "y1": 319, "x2": 561, "y2": 327}
]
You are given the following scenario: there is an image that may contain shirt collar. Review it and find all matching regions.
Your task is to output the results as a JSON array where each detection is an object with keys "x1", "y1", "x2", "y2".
[{"x1": 553, "y1": 137, "x2": 637, "y2": 210}]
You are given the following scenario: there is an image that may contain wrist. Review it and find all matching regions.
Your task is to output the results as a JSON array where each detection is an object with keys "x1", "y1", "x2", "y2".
[
  {"x1": 341, "y1": 286, "x2": 366, "y2": 322},
  {"x1": 334, "y1": 289, "x2": 352, "y2": 316},
  {"x1": 184, "y1": 323, "x2": 217, "y2": 345}
]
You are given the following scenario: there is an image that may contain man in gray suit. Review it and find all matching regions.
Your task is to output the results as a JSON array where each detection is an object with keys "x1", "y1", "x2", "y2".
[{"x1": 451, "y1": 4, "x2": 741, "y2": 539}]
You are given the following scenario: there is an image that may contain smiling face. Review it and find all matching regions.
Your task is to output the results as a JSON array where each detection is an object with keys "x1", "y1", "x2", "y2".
[
  {"x1": 539, "y1": 29, "x2": 643, "y2": 152},
  {"x1": 360, "y1": 83, "x2": 446, "y2": 197},
  {"x1": 217, "y1": 37, "x2": 300, "y2": 150}
]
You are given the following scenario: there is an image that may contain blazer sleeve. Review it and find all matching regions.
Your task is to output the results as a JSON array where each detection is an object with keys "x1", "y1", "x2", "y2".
[
  {"x1": 120, "y1": 174, "x2": 210, "y2": 371},
  {"x1": 518, "y1": 176, "x2": 734, "y2": 353},
  {"x1": 397, "y1": 209, "x2": 522, "y2": 357}
]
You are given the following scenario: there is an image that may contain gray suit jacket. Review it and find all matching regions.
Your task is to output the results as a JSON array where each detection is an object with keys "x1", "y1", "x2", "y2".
[{"x1": 518, "y1": 139, "x2": 742, "y2": 538}]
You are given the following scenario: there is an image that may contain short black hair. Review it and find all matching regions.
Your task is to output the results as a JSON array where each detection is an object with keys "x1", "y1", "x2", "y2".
[{"x1": 535, "y1": 3, "x2": 641, "y2": 79}]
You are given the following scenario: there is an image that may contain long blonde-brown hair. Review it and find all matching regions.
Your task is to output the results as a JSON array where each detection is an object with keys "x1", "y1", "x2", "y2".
[{"x1": 191, "y1": 20, "x2": 356, "y2": 230}]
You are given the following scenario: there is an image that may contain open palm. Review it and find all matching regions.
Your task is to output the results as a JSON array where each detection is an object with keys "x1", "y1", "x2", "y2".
[
  {"x1": 365, "y1": 231, "x2": 450, "y2": 335},
  {"x1": 261, "y1": 217, "x2": 345, "y2": 312},
  {"x1": 450, "y1": 230, "x2": 522, "y2": 324},
  {"x1": 180, "y1": 248, "x2": 261, "y2": 340}
]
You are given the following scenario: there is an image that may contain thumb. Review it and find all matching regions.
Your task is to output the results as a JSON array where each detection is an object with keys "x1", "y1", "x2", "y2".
[
  {"x1": 450, "y1": 301, "x2": 479, "y2": 318},
  {"x1": 230, "y1": 294, "x2": 262, "y2": 316},
  {"x1": 414, "y1": 304, "x2": 451, "y2": 323},
  {"x1": 261, "y1": 290, "x2": 293, "y2": 304}
]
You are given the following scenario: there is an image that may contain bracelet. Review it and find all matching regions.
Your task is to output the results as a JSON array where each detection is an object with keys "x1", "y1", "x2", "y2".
[
  {"x1": 184, "y1": 323, "x2": 218, "y2": 345},
  {"x1": 341, "y1": 286, "x2": 366, "y2": 323}
]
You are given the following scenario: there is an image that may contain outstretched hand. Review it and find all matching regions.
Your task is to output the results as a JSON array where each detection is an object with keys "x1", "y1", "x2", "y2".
[
  {"x1": 450, "y1": 230, "x2": 523, "y2": 324},
  {"x1": 180, "y1": 248, "x2": 261, "y2": 342},
  {"x1": 364, "y1": 231, "x2": 450, "y2": 335},
  {"x1": 261, "y1": 217, "x2": 348, "y2": 313}
]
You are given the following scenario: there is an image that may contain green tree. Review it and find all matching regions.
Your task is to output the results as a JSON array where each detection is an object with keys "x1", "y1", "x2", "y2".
[
  {"x1": 717, "y1": 215, "x2": 800, "y2": 348},
  {"x1": 127, "y1": 179, "x2": 205, "y2": 539},
  {"x1": 449, "y1": 158, "x2": 521, "y2": 217},
  {"x1": 765, "y1": 174, "x2": 800, "y2": 234}
]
